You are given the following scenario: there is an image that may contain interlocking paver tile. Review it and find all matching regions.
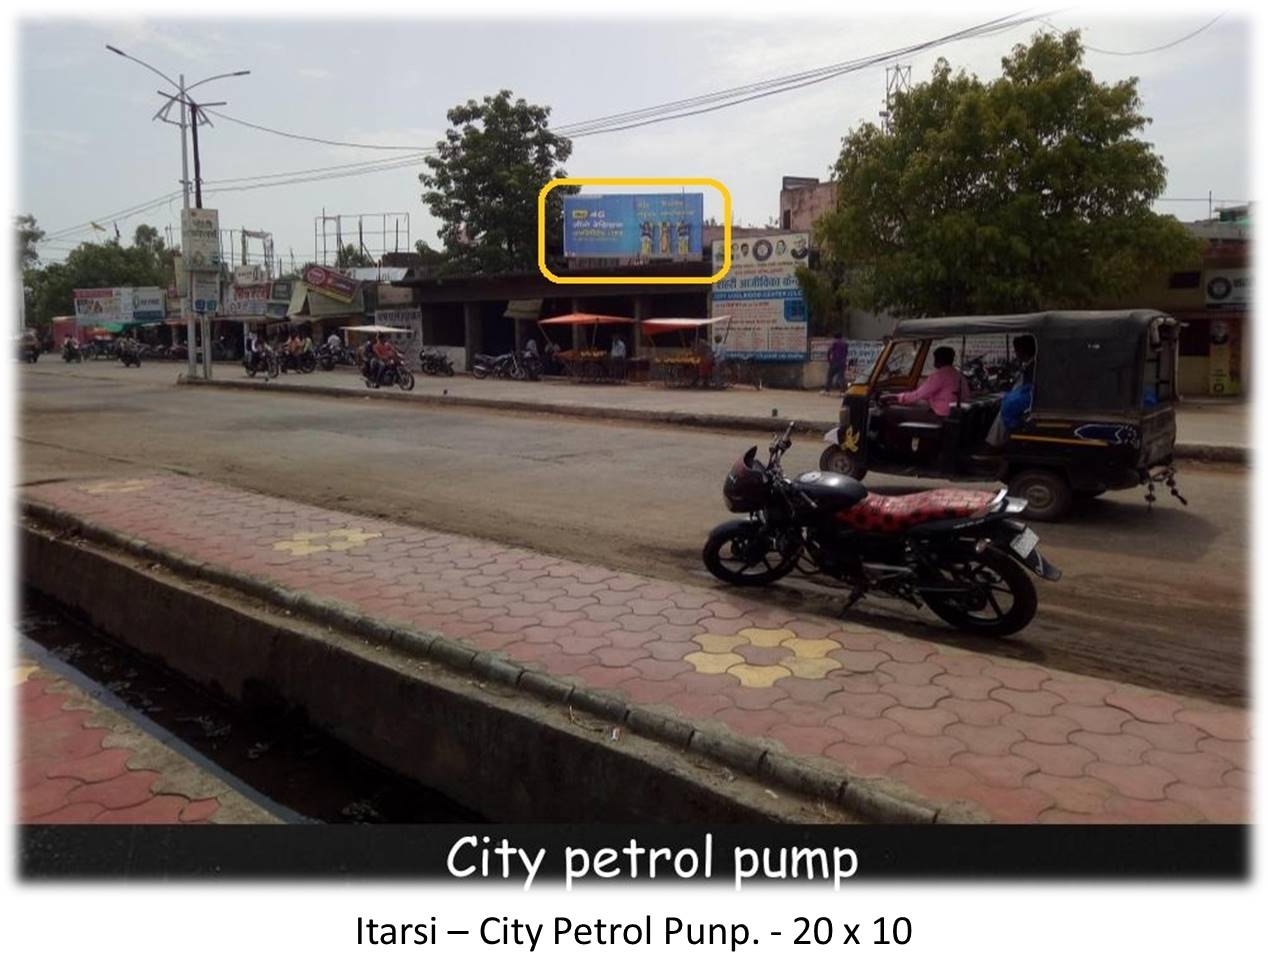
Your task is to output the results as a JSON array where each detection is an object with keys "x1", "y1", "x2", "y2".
[
  {"x1": 27, "y1": 473, "x2": 1251, "y2": 826},
  {"x1": 1103, "y1": 796, "x2": 1206, "y2": 824}
]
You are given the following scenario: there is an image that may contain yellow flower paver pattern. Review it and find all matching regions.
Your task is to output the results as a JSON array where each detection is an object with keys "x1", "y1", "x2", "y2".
[
  {"x1": 688, "y1": 626, "x2": 845, "y2": 688},
  {"x1": 271, "y1": 528, "x2": 383, "y2": 557}
]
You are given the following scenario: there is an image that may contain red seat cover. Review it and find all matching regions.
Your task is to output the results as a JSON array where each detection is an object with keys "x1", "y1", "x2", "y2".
[{"x1": 836, "y1": 488, "x2": 996, "y2": 533}]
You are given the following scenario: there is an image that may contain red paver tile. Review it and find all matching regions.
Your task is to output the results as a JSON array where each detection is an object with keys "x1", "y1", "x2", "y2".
[
  {"x1": 592, "y1": 646, "x2": 651, "y2": 669},
  {"x1": 713, "y1": 707, "x2": 786, "y2": 739},
  {"x1": 179, "y1": 798, "x2": 221, "y2": 823},
  {"x1": 1037, "y1": 808, "x2": 1131, "y2": 824},
  {"x1": 773, "y1": 677, "x2": 843, "y2": 702},
  {"x1": 880, "y1": 683, "x2": 949, "y2": 709},
  {"x1": 92, "y1": 795, "x2": 190, "y2": 824},
  {"x1": 1024, "y1": 773, "x2": 1115, "y2": 815},
  {"x1": 643, "y1": 640, "x2": 700, "y2": 663},
  {"x1": 768, "y1": 724, "x2": 849, "y2": 757},
  {"x1": 835, "y1": 674, "x2": 885, "y2": 695},
  {"x1": 876, "y1": 638, "x2": 939, "y2": 663},
  {"x1": 990, "y1": 688, "x2": 1062, "y2": 717},
  {"x1": 982, "y1": 664, "x2": 1050, "y2": 691},
  {"x1": 663, "y1": 608, "x2": 712, "y2": 626},
  {"x1": 68, "y1": 770, "x2": 161, "y2": 810},
  {"x1": 927, "y1": 651, "x2": 994, "y2": 677},
  {"x1": 28, "y1": 801, "x2": 106, "y2": 825},
  {"x1": 732, "y1": 644, "x2": 787, "y2": 667},
  {"x1": 953, "y1": 783, "x2": 1056, "y2": 823},
  {"x1": 933, "y1": 673, "x2": 1001, "y2": 700},
  {"x1": 1000, "y1": 712, "x2": 1080, "y2": 745},
  {"x1": 944, "y1": 722, "x2": 1024, "y2": 757},
  {"x1": 628, "y1": 598, "x2": 673, "y2": 616},
  {"x1": 876, "y1": 661, "x2": 944, "y2": 687},
  {"x1": 1197, "y1": 737, "x2": 1249, "y2": 770},
  {"x1": 835, "y1": 649, "x2": 890, "y2": 673},
  {"x1": 653, "y1": 624, "x2": 704, "y2": 643},
  {"x1": 628, "y1": 657, "x2": 693, "y2": 681},
  {"x1": 885, "y1": 732, "x2": 966, "y2": 767},
  {"x1": 1104, "y1": 691, "x2": 1183, "y2": 724},
  {"x1": 1011, "y1": 740, "x2": 1096, "y2": 778},
  {"x1": 664, "y1": 691, "x2": 734, "y2": 718},
  {"x1": 770, "y1": 698, "x2": 843, "y2": 728},
  {"x1": 46, "y1": 748, "x2": 132, "y2": 784},
  {"x1": 607, "y1": 630, "x2": 662, "y2": 650},
  {"x1": 20, "y1": 777, "x2": 83, "y2": 821},
  {"x1": 833, "y1": 632, "x2": 885, "y2": 651},
  {"x1": 616, "y1": 677, "x2": 687, "y2": 706},
  {"x1": 785, "y1": 620, "x2": 841, "y2": 640},
  {"x1": 1121, "y1": 719, "x2": 1204, "y2": 754},
  {"x1": 887, "y1": 762, "x2": 981, "y2": 802},
  {"x1": 1144, "y1": 750, "x2": 1235, "y2": 789},
  {"x1": 824, "y1": 690, "x2": 898, "y2": 719},
  {"x1": 954, "y1": 751, "x2": 1040, "y2": 788},
  {"x1": 21, "y1": 726, "x2": 107, "y2": 764},
  {"x1": 1173, "y1": 709, "x2": 1250, "y2": 742},
  {"x1": 823, "y1": 743, "x2": 906, "y2": 778},
  {"x1": 1103, "y1": 795, "x2": 1207, "y2": 824},
  {"x1": 1164, "y1": 784, "x2": 1250, "y2": 823},
  {"x1": 1085, "y1": 762, "x2": 1177, "y2": 801},
  {"x1": 465, "y1": 630, "x2": 526, "y2": 650},
  {"x1": 825, "y1": 714, "x2": 902, "y2": 746},
  {"x1": 1069, "y1": 730, "x2": 1154, "y2": 766},
  {"x1": 940, "y1": 697, "x2": 1010, "y2": 726},
  {"x1": 728, "y1": 685, "x2": 791, "y2": 711},
  {"x1": 1053, "y1": 703, "x2": 1133, "y2": 734},
  {"x1": 574, "y1": 664, "x2": 641, "y2": 688},
  {"x1": 1224, "y1": 769, "x2": 1249, "y2": 791},
  {"x1": 697, "y1": 616, "x2": 755, "y2": 634},
  {"x1": 883, "y1": 705, "x2": 957, "y2": 738},
  {"x1": 22, "y1": 693, "x2": 84, "y2": 724}
]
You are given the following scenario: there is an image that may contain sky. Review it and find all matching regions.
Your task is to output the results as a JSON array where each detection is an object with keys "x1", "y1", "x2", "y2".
[{"x1": 14, "y1": 10, "x2": 1252, "y2": 271}]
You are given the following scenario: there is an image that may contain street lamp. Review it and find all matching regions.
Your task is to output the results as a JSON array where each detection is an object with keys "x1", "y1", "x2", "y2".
[{"x1": 105, "y1": 44, "x2": 249, "y2": 379}]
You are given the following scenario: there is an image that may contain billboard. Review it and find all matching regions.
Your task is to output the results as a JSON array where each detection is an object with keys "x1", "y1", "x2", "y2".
[
  {"x1": 710, "y1": 233, "x2": 810, "y2": 361},
  {"x1": 180, "y1": 208, "x2": 221, "y2": 271},
  {"x1": 130, "y1": 287, "x2": 164, "y2": 322},
  {"x1": 223, "y1": 282, "x2": 274, "y2": 318},
  {"x1": 563, "y1": 194, "x2": 703, "y2": 259},
  {"x1": 73, "y1": 287, "x2": 164, "y2": 325},
  {"x1": 302, "y1": 265, "x2": 359, "y2": 303}
]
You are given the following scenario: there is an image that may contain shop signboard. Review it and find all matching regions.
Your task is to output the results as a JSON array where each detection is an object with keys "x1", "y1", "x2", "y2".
[
  {"x1": 1204, "y1": 268, "x2": 1250, "y2": 309},
  {"x1": 191, "y1": 272, "x2": 221, "y2": 314},
  {"x1": 375, "y1": 308, "x2": 422, "y2": 332},
  {"x1": 73, "y1": 288, "x2": 124, "y2": 327},
  {"x1": 302, "y1": 265, "x2": 359, "y2": 303},
  {"x1": 130, "y1": 287, "x2": 165, "y2": 322},
  {"x1": 709, "y1": 233, "x2": 809, "y2": 361},
  {"x1": 271, "y1": 280, "x2": 294, "y2": 302},
  {"x1": 563, "y1": 194, "x2": 704, "y2": 259},
  {"x1": 180, "y1": 208, "x2": 221, "y2": 271},
  {"x1": 223, "y1": 282, "x2": 274, "y2": 318},
  {"x1": 1207, "y1": 318, "x2": 1242, "y2": 396}
]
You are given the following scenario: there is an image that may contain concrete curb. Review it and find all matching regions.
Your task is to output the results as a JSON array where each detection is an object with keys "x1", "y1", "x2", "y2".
[
  {"x1": 22, "y1": 497, "x2": 971, "y2": 824},
  {"x1": 182, "y1": 376, "x2": 1248, "y2": 461}
]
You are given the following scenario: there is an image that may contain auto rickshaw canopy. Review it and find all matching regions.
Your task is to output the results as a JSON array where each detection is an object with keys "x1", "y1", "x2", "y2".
[{"x1": 891, "y1": 309, "x2": 1177, "y2": 414}]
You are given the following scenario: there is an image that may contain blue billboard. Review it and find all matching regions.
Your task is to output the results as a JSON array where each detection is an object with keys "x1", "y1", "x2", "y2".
[{"x1": 563, "y1": 194, "x2": 704, "y2": 259}]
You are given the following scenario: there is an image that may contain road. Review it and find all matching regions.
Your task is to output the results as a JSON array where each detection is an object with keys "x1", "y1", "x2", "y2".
[{"x1": 19, "y1": 361, "x2": 1248, "y2": 705}]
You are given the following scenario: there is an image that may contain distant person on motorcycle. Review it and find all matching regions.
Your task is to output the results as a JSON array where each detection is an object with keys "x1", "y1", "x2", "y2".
[
  {"x1": 360, "y1": 335, "x2": 377, "y2": 382},
  {"x1": 372, "y1": 333, "x2": 399, "y2": 387},
  {"x1": 326, "y1": 331, "x2": 343, "y2": 353},
  {"x1": 300, "y1": 332, "x2": 314, "y2": 355},
  {"x1": 610, "y1": 334, "x2": 627, "y2": 380}
]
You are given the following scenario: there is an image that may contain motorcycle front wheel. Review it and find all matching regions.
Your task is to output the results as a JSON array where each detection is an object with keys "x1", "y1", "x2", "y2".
[
  {"x1": 922, "y1": 548, "x2": 1038, "y2": 636},
  {"x1": 472, "y1": 364, "x2": 489, "y2": 379},
  {"x1": 703, "y1": 521, "x2": 801, "y2": 587},
  {"x1": 396, "y1": 368, "x2": 416, "y2": 391}
]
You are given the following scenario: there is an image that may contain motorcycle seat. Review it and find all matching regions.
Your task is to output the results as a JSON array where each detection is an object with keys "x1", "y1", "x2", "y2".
[{"x1": 835, "y1": 488, "x2": 997, "y2": 533}]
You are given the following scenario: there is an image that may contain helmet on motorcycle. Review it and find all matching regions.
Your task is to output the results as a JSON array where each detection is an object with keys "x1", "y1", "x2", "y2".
[{"x1": 723, "y1": 447, "x2": 769, "y2": 512}]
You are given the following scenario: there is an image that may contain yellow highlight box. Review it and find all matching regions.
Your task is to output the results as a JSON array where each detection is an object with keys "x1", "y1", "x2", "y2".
[{"x1": 537, "y1": 176, "x2": 732, "y2": 285}]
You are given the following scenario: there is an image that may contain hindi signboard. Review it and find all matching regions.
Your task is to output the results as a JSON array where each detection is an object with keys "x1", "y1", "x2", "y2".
[
  {"x1": 130, "y1": 287, "x2": 165, "y2": 322},
  {"x1": 563, "y1": 194, "x2": 704, "y2": 259},
  {"x1": 223, "y1": 282, "x2": 273, "y2": 318},
  {"x1": 710, "y1": 233, "x2": 809, "y2": 361},
  {"x1": 302, "y1": 265, "x2": 359, "y2": 303},
  {"x1": 190, "y1": 273, "x2": 221, "y2": 314},
  {"x1": 180, "y1": 208, "x2": 221, "y2": 271},
  {"x1": 73, "y1": 288, "x2": 125, "y2": 327}
]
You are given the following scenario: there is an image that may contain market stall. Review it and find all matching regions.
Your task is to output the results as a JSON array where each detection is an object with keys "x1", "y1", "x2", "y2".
[
  {"x1": 537, "y1": 312, "x2": 639, "y2": 383},
  {"x1": 640, "y1": 316, "x2": 732, "y2": 388}
]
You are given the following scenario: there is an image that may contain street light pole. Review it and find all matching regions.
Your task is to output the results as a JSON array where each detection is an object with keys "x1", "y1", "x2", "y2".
[{"x1": 177, "y1": 74, "x2": 197, "y2": 379}]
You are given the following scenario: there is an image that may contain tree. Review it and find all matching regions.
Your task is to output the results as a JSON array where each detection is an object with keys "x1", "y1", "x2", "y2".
[
  {"x1": 22, "y1": 236, "x2": 176, "y2": 327},
  {"x1": 420, "y1": 89, "x2": 574, "y2": 275},
  {"x1": 335, "y1": 242, "x2": 371, "y2": 269},
  {"x1": 16, "y1": 214, "x2": 44, "y2": 270},
  {"x1": 812, "y1": 31, "x2": 1200, "y2": 317}
]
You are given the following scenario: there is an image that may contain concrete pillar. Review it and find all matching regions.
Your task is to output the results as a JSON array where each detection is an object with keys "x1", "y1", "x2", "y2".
[
  {"x1": 570, "y1": 296, "x2": 583, "y2": 351},
  {"x1": 632, "y1": 295, "x2": 646, "y2": 358},
  {"x1": 419, "y1": 305, "x2": 437, "y2": 346},
  {"x1": 463, "y1": 301, "x2": 482, "y2": 369},
  {"x1": 514, "y1": 318, "x2": 529, "y2": 352}
]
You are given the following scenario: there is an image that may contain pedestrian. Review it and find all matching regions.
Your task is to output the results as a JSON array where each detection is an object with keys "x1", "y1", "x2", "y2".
[
  {"x1": 610, "y1": 333, "x2": 627, "y2": 381},
  {"x1": 824, "y1": 332, "x2": 849, "y2": 394}
]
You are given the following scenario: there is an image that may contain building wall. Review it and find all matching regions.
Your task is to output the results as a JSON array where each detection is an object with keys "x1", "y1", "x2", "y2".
[{"x1": 779, "y1": 180, "x2": 837, "y2": 236}]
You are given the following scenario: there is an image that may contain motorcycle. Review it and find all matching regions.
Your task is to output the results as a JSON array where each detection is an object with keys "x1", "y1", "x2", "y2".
[
  {"x1": 702, "y1": 423, "x2": 1060, "y2": 636},
  {"x1": 418, "y1": 347, "x2": 456, "y2": 376},
  {"x1": 317, "y1": 345, "x2": 355, "y2": 371},
  {"x1": 118, "y1": 344, "x2": 143, "y2": 368},
  {"x1": 278, "y1": 348, "x2": 317, "y2": 374},
  {"x1": 471, "y1": 351, "x2": 529, "y2": 380},
  {"x1": 243, "y1": 347, "x2": 279, "y2": 380},
  {"x1": 365, "y1": 356, "x2": 415, "y2": 391},
  {"x1": 62, "y1": 342, "x2": 83, "y2": 363}
]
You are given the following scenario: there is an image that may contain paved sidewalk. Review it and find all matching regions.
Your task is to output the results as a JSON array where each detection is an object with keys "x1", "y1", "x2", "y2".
[
  {"x1": 16, "y1": 652, "x2": 278, "y2": 825},
  {"x1": 25, "y1": 474, "x2": 1251, "y2": 823}
]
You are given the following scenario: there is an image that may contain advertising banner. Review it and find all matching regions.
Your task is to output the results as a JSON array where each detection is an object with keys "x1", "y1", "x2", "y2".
[
  {"x1": 223, "y1": 282, "x2": 274, "y2": 318},
  {"x1": 180, "y1": 208, "x2": 221, "y2": 271},
  {"x1": 1204, "y1": 268, "x2": 1250, "y2": 309},
  {"x1": 1207, "y1": 318, "x2": 1242, "y2": 396},
  {"x1": 130, "y1": 287, "x2": 165, "y2": 322},
  {"x1": 563, "y1": 194, "x2": 704, "y2": 259},
  {"x1": 709, "y1": 233, "x2": 809, "y2": 361},
  {"x1": 374, "y1": 308, "x2": 422, "y2": 333},
  {"x1": 191, "y1": 273, "x2": 221, "y2": 314},
  {"x1": 302, "y1": 265, "x2": 359, "y2": 303},
  {"x1": 73, "y1": 288, "x2": 124, "y2": 327}
]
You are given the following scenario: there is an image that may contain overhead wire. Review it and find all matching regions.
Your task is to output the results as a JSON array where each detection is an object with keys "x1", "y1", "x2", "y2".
[{"x1": 1043, "y1": 13, "x2": 1226, "y2": 56}]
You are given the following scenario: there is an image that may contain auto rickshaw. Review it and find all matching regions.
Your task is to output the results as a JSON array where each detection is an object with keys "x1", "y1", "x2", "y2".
[{"x1": 819, "y1": 310, "x2": 1186, "y2": 522}]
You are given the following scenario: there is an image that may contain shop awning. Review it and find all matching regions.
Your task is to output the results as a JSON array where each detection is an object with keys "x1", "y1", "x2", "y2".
[
  {"x1": 640, "y1": 316, "x2": 731, "y2": 336},
  {"x1": 341, "y1": 325, "x2": 412, "y2": 334},
  {"x1": 538, "y1": 313, "x2": 636, "y2": 327},
  {"x1": 97, "y1": 321, "x2": 142, "y2": 334}
]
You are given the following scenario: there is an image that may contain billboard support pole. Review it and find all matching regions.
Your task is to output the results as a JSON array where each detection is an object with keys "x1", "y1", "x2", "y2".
[{"x1": 179, "y1": 73, "x2": 197, "y2": 382}]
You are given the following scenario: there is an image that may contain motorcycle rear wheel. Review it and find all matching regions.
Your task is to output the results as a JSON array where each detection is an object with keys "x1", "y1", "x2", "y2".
[
  {"x1": 922, "y1": 548, "x2": 1037, "y2": 636},
  {"x1": 703, "y1": 522, "x2": 801, "y2": 587},
  {"x1": 472, "y1": 364, "x2": 489, "y2": 379}
]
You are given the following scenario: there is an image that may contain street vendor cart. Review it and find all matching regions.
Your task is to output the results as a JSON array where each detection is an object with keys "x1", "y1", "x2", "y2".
[
  {"x1": 537, "y1": 312, "x2": 637, "y2": 383},
  {"x1": 640, "y1": 316, "x2": 732, "y2": 388}
]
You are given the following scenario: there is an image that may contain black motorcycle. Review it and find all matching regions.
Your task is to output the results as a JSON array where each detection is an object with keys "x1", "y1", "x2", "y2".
[
  {"x1": 62, "y1": 342, "x2": 83, "y2": 363},
  {"x1": 365, "y1": 356, "x2": 415, "y2": 391},
  {"x1": 118, "y1": 344, "x2": 142, "y2": 368},
  {"x1": 243, "y1": 347, "x2": 279, "y2": 380},
  {"x1": 317, "y1": 345, "x2": 355, "y2": 371},
  {"x1": 278, "y1": 348, "x2": 317, "y2": 374},
  {"x1": 703, "y1": 423, "x2": 1060, "y2": 636},
  {"x1": 418, "y1": 347, "x2": 456, "y2": 376},
  {"x1": 472, "y1": 351, "x2": 532, "y2": 380}
]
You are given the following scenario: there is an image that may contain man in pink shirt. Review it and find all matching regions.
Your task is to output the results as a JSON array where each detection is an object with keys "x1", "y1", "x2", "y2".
[{"x1": 886, "y1": 345, "x2": 971, "y2": 417}]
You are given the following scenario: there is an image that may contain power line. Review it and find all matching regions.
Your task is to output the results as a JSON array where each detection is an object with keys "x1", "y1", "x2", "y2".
[
  {"x1": 204, "y1": 109, "x2": 432, "y2": 151},
  {"x1": 1046, "y1": 13, "x2": 1226, "y2": 56}
]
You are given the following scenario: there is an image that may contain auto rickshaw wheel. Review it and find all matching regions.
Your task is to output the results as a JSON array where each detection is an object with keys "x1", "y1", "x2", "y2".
[
  {"x1": 1008, "y1": 468, "x2": 1073, "y2": 522},
  {"x1": 819, "y1": 446, "x2": 868, "y2": 480}
]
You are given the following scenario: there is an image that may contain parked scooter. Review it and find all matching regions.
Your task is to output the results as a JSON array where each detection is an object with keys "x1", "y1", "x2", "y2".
[
  {"x1": 702, "y1": 423, "x2": 1060, "y2": 636},
  {"x1": 418, "y1": 347, "x2": 456, "y2": 376}
]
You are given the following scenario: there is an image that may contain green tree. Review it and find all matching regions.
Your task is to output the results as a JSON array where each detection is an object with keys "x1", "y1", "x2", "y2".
[
  {"x1": 420, "y1": 89, "x2": 574, "y2": 274},
  {"x1": 22, "y1": 236, "x2": 175, "y2": 327},
  {"x1": 812, "y1": 31, "x2": 1199, "y2": 317},
  {"x1": 16, "y1": 214, "x2": 44, "y2": 271},
  {"x1": 334, "y1": 242, "x2": 372, "y2": 268}
]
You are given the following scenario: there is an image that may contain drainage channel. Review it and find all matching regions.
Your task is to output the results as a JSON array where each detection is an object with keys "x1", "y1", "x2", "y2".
[{"x1": 19, "y1": 590, "x2": 483, "y2": 824}]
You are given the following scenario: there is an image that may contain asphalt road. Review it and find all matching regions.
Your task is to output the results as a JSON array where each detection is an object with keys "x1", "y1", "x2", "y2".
[{"x1": 18, "y1": 361, "x2": 1248, "y2": 705}]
